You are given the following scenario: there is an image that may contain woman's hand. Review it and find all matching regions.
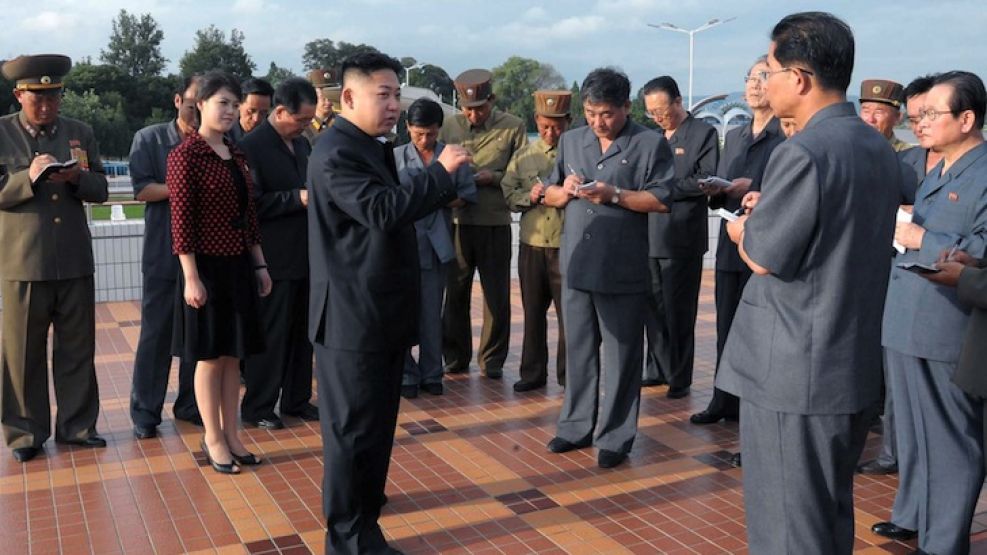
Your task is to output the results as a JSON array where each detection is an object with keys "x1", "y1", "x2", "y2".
[
  {"x1": 256, "y1": 268, "x2": 272, "y2": 297},
  {"x1": 184, "y1": 276, "x2": 207, "y2": 308}
]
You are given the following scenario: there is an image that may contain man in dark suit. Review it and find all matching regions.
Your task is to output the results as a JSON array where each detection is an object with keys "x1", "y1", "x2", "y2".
[
  {"x1": 240, "y1": 78, "x2": 320, "y2": 430},
  {"x1": 717, "y1": 13, "x2": 902, "y2": 554},
  {"x1": 129, "y1": 76, "x2": 203, "y2": 439},
  {"x1": 307, "y1": 52, "x2": 470, "y2": 555},
  {"x1": 876, "y1": 71, "x2": 987, "y2": 555},
  {"x1": 641, "y1": 76, "x2": 719, "y2": 397},
  {"x1": 542, "y1": 68, "x2": 675, "y2": 470}
]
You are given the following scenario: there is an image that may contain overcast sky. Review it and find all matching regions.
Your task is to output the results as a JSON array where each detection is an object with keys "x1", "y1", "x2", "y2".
[{"x1": 6, "y1": 0, "x2": 986, "y2": 100}]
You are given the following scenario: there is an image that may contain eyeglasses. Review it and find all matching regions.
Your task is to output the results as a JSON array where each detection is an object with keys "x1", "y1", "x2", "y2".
[
  {"x1": 743, "y1": 75, "x2": 765, "y2": 84},
  {"x1": 917, "y1": 108, "x2": 955, "y2": 122},
  {"x1": 756, "y1": 67, "x2": 815, "y2": 82},
  {"x1": 646, "y1": 107, "x2": 673, "y2": 118}
]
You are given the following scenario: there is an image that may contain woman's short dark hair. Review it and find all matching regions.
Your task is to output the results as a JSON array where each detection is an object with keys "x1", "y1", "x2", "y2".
[
  {"x1": 580, "y1": 67, "x2": 630, "y2": 106},
  {"x1": 197, "y1": 71, "x2": 242, "y2": 103},
  {"x1": 640, "y1": 76, "x2": 681, "y2": 101},
  {"x1": 406, "y1": 98, "x2": 445, "y2": 128},
  {"x1": 933, "y1": 70, "x2": 986, "y2": 129},
  {"x1": 770, "y1": 11, "x2": 855, "y2": 93},
  {"x1": 341, "y1": 52, "x2": 403, "y2": 86},
  {"x1": 274, "y1": 78, "x2": 317, "y2": 114}
]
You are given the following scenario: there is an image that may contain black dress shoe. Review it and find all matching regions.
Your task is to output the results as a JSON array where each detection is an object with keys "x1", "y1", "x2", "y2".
[
  {"x1": 598, "y1": 449, "x2": 628, "y2": 469},
  {"x1": 12, "y1": 446, "x2": 40, "y2": 462},
  {"x1": 134, "y1": 425, "x2": 157, "y2": 439},
  {"x1": 547, "y1": 437, "x2": 591, "y2": 453},
  {"x1": 666, "y1": 386, "x2": 691, "y2": 399},
  {"x1": 283, "y1": 403, "x2": 320, "y2": 421},
  {"x1": 856, "y1": 459, "x2": 898, "y2": 475},
  {"x1": 641, "y1": 377, "x2": 667, "y2": 387},
  {"x1": 200, "y1": 439, "x2": 239, "y2": 475},
  {"x1": 483, "y1": 368, "x2": 503, "y2": 379},
  {"x1": 729, "y1": 452, "x2": 742, "y2": 467},
  {"x1": 57, "y1": 435, "x2": 107, "y2": 448},
  {"x1": 421, "y1": 383, "x2": 444, "y2": 395},
  {"x1": 244, "y1": 415, "x2": 284, "y2": 430},
  {"x1": 513, "y1": 379, "x2": 546, "y2": 393},
  {"x1": 400, "y1": 385, "x2": 419, "y2": 399},
  {"x1": 690, "y1": 410, "x2": 728, "y2": 425},
  {"x1": 175, "y1": 413, "x2": 203, "y2": 426},
  {"x1": 871, "y1": 521, "x2": 917, "y2": 540}
]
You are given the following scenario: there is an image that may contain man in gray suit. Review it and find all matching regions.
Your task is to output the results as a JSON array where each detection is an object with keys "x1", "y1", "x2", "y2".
[
  {"x1": 395, "y1": 98, "x2": 477, "y2": 398},
  {"x1": 717, "y1": 13, "x2": 902, "y2": 554},
  {"x1": 876, "y1": 71, "x2": 987, "y2": 555},
  {"x1": 541, "y1": 67, "x2": 674, "y2": 469}
]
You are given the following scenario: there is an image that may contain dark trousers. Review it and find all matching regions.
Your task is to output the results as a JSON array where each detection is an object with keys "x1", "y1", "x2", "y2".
[
  {"x1": 644, "y1": 256, "x2": 703, "y2": 389},
  {"x1": 887, "y1": 348, "x2": 984, "y2": 555},
  {"x1": 405, "y1": 253, "x2": 446, "y2": 386},
  {"x1": 740, "y1": 400, "x2": 874, "y2": 555},
  {"x1": 517, "y1": 243, "x2": 565, "y2": 385},
  {"x1": 242, "y1": 279, "x2": 313, "y2": 420},
  {"x1": 130, "y1": 275, "x2": 198, "y2": 427},
  {"x1": 315, "y1": 344, "x2": 403, "y2": 555},
  {"x1": 442, "y1": 224, "x2": 511, "y2": 374},
  {"x1": 703, "y1": 269, "x2": 749, "y2": 416},
  {"x1": 1, "y1": 277, "x2": 100, "y2": 448},
  {"x1": 556, "y1": 287, "x2": 646, "y2": 454}
]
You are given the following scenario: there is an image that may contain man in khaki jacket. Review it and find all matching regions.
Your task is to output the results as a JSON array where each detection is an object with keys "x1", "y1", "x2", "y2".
[
  {"x1": 440, "y1": 69, "x2": 527, "y2": 378},
  {"x1": 501, "y1": 90, "x2": 570, "y2": 392},
  {"x1": 0, "y1": 54, "x2": 109, "y2": 462}
]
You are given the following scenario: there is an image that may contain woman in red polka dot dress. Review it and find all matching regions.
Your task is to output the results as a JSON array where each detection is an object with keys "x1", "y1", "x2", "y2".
[{"x1": 167, "y1": 71, "x2": 273, "y2": 474}]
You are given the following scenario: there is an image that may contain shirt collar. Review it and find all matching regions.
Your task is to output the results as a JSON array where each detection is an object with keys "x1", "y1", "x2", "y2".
[{"x1": 18, "y1": 111, "x2": 58, "y2": 138}]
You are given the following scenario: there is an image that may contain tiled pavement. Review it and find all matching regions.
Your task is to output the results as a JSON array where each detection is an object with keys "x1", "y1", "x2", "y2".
[{"x1": 3, "y1": 271, "x2": 987, "y2": 554}]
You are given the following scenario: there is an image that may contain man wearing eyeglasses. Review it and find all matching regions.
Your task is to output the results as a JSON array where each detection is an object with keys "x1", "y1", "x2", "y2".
[
  {"x1": 239, "y1": 78, "x2": 321, "y2": 431},
  {"x1": 641, "y1": 76, "x2": 719, "y2": 399},
  {"x1": 716, "y1": 13, "x2": 903, "y2": 554},
  {"x1": 878, "y1": 70, "x2": 987, "y2": 555},
  {"x1": 0, "y1": 54, "x2": 109, "y2": 463}
]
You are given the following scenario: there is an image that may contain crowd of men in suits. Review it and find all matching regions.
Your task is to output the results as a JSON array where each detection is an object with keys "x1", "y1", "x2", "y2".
[{"x1": 3, "y1": 9, "x2": 987, "y2": 555}]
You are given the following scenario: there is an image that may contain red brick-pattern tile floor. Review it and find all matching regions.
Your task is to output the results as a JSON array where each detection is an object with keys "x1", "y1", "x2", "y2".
[{"x1": 3, "y1": 271, "x2": 987, "y2": 553}]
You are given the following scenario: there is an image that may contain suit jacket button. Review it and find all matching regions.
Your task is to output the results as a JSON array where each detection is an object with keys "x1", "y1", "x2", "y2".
[
  {"x1": 583, "y1": 233, "x2": 591, "y2": 239},
  {"x1": 54, "y1": 216, "x2": 62, "y2": 224},
  {"x1": 597, "y1": 163, "x2": 604, "y2": 170},
  {"x1": 51, "y1": 193, "x2": 59, "y2": 201},
  {"x1": 586, "y1": 208, "x2": 593, "y2": 215}
]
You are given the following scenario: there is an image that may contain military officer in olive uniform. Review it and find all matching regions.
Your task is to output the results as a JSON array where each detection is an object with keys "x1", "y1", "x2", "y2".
[
  {"x1": 303, "y1": 68, "x2": 339, "y2": 145},
  {"x1": 501, "y1": 90, "x2": 571, "y2": 392},
  {"x1": 859, "y1": 79, "x2": 911, "y2": 152},
  {"x1": 0, "y1": 54, "x2": 109, "y2": 463},
  {"x1": 440, "y1": 69, "x2": 527, "y2": 378}
]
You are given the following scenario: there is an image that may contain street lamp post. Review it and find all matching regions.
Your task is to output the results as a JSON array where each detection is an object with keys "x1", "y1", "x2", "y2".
[
  {"x1": 403, "y1": 62, "x2": 425, "y2": 88},
  {"x1": 647, "y1": 17, "x2": 735, "y2": 110}
]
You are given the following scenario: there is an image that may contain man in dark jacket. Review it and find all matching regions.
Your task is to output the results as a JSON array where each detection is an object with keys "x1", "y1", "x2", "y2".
[{"x1": 307, "y1": 52, "x2": 470, "y2": 554}]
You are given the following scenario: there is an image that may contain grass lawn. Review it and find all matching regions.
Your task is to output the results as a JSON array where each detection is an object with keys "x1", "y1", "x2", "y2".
[{"x1": 90, "y1": 203, "x2": 145, "y2": 220}]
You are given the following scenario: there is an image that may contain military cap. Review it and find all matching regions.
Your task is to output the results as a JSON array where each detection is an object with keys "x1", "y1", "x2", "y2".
[
  {"x1": 533, "y1": 90, "x2": 572, "y2": 118},
  {"x1": 454, "y1": 69, "x2": 493, "y2": 108},
  {"x1": 2, "y1": 54, "x2": 71, "y2": 91},
  {"x1": 860, "y1": 79, "x2": 904, "y2": 108},
  {"x1": 308, "y1": 68, "x2": 339, "y2": 89}
]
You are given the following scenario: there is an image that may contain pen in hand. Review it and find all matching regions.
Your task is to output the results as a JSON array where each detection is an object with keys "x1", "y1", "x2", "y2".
[{"x1": 945, "y1": 239, "x2": 962, "y2": 262}]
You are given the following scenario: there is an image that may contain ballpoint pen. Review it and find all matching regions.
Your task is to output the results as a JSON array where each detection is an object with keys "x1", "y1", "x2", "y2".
[{"x1": 946, "y1": 238, "x2": 963, "y2": 261}]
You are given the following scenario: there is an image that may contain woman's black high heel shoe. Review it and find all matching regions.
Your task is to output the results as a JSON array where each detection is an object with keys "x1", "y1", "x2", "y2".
[
  {"x1": 231, "y1": 451, "x2": 262, "y2": 466},
  {"x1": 200, "y1": 438, "x2": 240, "y2": 474}
]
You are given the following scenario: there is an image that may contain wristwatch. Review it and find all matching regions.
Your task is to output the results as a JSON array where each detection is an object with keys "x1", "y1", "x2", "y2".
[{"x1": 610, "y1": 186, "x2": 622, "y2": 204}]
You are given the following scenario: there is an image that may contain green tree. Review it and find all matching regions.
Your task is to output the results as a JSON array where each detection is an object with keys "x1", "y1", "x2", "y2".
[
  {"x1": 264, "y1": 62, "x2": 296, "y2": 87},
  {"x1": 60, "y1": 90, "x2": 131, "y2": 157},
  {"x1": 492, "y1": 56, "x2": 566, "y2": 131},
  {"x1": 569, "y1": 80, "x2": 583, "y2": 123},
  {"x1": 301, "y1": 38, "x2": 378, "y2": 71},
  {"x1": 100, "y1": 9, "x2": 167, "y2": 78},
  {"x1": 179, "y1": 26, "x2": 256, "y2": 80},
  {"x1": 408, "y1": 64, "x2": 454, "y2": 103},
  {"x1": 0, "y1": 68, "x2": 16, "y2": 115}
]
